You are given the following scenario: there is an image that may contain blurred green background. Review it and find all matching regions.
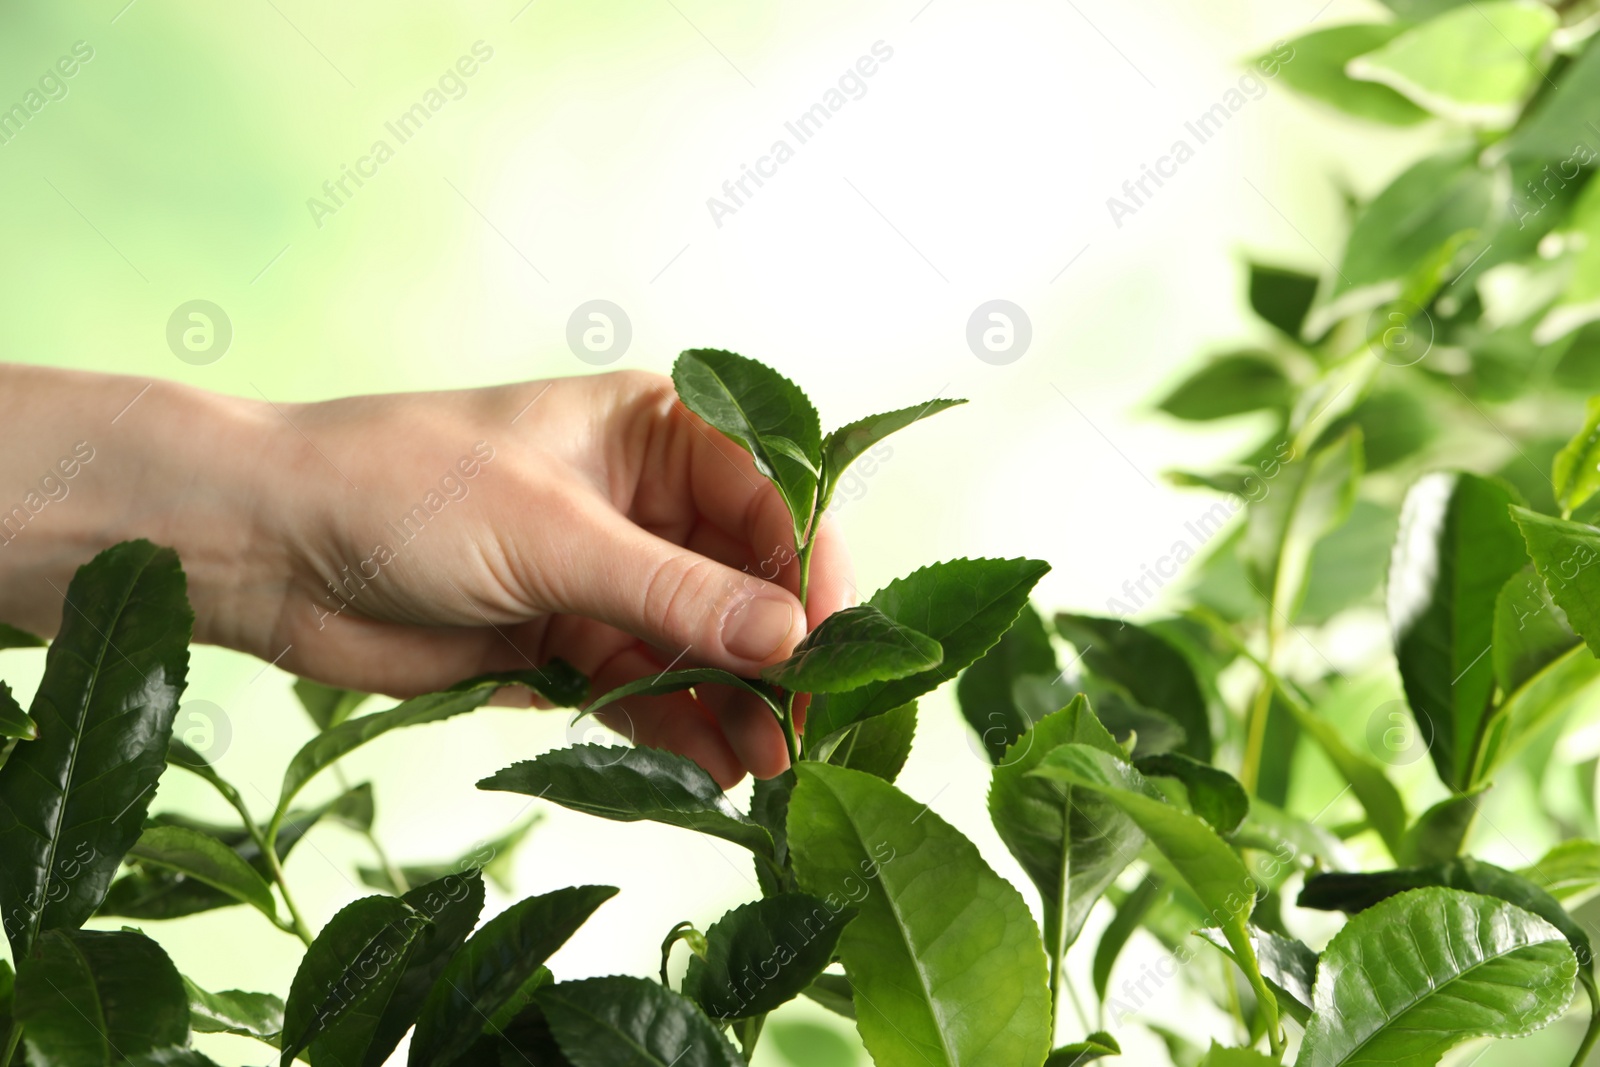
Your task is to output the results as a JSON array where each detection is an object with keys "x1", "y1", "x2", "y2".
[{"x1": 0, "y1": 0, "x2": 1492, "y2": 1062}]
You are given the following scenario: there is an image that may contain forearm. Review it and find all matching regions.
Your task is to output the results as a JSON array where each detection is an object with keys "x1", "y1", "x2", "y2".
[{"x1": 0, "y1": 364, "x2": 290, "y2": 651}]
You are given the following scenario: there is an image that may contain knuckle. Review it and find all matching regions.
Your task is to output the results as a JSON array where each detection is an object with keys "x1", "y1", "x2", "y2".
[{"x1": 641, "y1": 554, "x2": 730, "y2": 641}]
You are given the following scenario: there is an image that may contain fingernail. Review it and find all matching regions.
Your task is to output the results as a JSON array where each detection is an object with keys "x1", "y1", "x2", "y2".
[{"x1": 723, "y1": 595, "x2": 799, "y2": 661}]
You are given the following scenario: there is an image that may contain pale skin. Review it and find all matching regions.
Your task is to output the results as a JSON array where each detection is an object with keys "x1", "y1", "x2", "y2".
[{"x1": 0, "y1": 365, "x2": 854, "y2": 787}]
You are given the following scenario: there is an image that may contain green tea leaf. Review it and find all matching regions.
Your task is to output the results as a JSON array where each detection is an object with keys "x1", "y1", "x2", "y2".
[
  {"x1": 0, "y1": 540, "x2": 192, "y2": 958},
  {"x1": 1056, "y1": 614, "x2": 1212, "y2": 762},
  {"x1": 682, "y1": 893, "x2": 854, "y2": 1020},
  {"x1": 1538, "y1": 192, "x2": 1600, "y2": 345},
  {"x1": 1390, "y1": 473, "x2": 1528, "y2": 789},
  {"x1": 186, "y1": 976, "x2": 284, "y2": 1040},
  {"x1": 273, "y1": 669, "x2": 583, "y2": 832},
  {"x1": 1294, "y1": 888, "x2": 1577, "y2": 1067},
  {"x1": 1399, "y1": 791, "x2": 1483, "y2": 866},
  {"x1": 827, "y1": 702, "x2": 917, "y2": 782},
  {"x1": 1476, "y1": 643, "x2": 1600, "y2": 784},
  {"x1": 407, "y1": 885, "x2": 617, "y2": 1066},
  {"x1": 1093, "y1": 879, "x2": 1164, "y2": 1001},
  {"x1": 480, "y1": 744, "x2": 773, "y2": 857},
  {"x1": 128, "y1": 824, "x2": 277, "y2": 921},
  {"x1": 806, "y1": 558, "x2": 1050, "y2": 744},
  {"x1": 1045, "y1": 1032, "x2": 1120, "y2": 1065},
  {"x1": 102, "y1": 783, "x2": 371, "y2": 921},
  {"x1": 1297, "y1": 499, "x2": 1398, "y2": 623},
  {"x1": 1299, "y1": 857, "x2": 1592, "y2": 971},
  {"x1": 1198, "y1": 926, "x2": 1318, "y2": 1025},
  {"x1": 1511, "y1": 507, "x2": 1600, "y2": 653},
  {"x1": 538, "y1": 975, "x2": 743, "y2": 1067},
  {"x1": 673, "y1": 349, "x2": 822, "y2": 543},
  {"x1": 280, "y1": 894, "x2": 428, "y2": 1064},
  {"x1": 1520, "y1": 840, "x2": 1600, "y2": 904},
  {"x1": 320, "y1": 871, "x2": 487, "y2": 1067},
  {"x1": 749, "y1": 770, "x2": 795, "y2": 895},
  {"x1": 1502, "y1": 37, "x2": 1600, "y2": 161},
  {"x1": 0, "y1": 623, "x2": 45, "y2": 651},
  {"x1": 16, "y1": 928, "x2": 189, "y2": 1065},
  {"x1": 989, "y1": 696, "x2": 1141, "y2": 965},
  {"x1": 1248, "y1": 263, "x2": 1322, "y2": 339},
  {"x1": 1346, "y1": 1, "x2": 1558, "y2": 127},
  {"x1": 762, "y1": 605, "x2": 942, "y2": 693},
  {"x1": 1308, "y1": 149, "x2": 1494, "y2": 333},
  {"x1": 1029, "y1": 744, "x2": 1280, "y2": 1043},
  {"x1": 822, "y1": 399, "x2": 966, "y2": 502},
  {"x1": 0, "y1": 682, "x2": 37, "y2": 741},
  {"x1": 1269, "y1": 24, "x2": 1430, "y2": 125},
  {"x1": 957, "y1": 602, "x2": 1057, "y2": 763},
  {"x1": 293, "y1": 678, "x2": 370, "y2": 731},
  {"x1": 800, "y1": 971, "x2": 855, "y2": 1019},
  {"x1": 1134, "y1": 753, "x2": 1249, "y2": 835},
  {"x1": 789, "y1": 763, "x2": 1052, "y2": 1067},
  {"x1": 1492, "y1": 564, "x2": 1578, "y2": 694},
  {"x1": 580, "y1": 668, "x2": 779, "y2": 722},
  {"x1": 1157, "y1": 352, "x2": 1291, "y2": 421},
  {"x1": 1554, "y1": 395, "x2": 1600, "y2": 515},
  {"x1": 1242, "y1": 428, "x2": 1363, "y2": 620}
]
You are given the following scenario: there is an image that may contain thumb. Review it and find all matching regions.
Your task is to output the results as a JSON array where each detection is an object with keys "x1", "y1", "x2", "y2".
[{"x1": 553, "y1": 506, "x2": 805, "y2": 674}]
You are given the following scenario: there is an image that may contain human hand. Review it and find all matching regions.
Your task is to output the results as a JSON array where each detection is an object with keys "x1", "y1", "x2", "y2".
[{"x1": 0, "y1": 367, "x2": 854, "y2": 787}]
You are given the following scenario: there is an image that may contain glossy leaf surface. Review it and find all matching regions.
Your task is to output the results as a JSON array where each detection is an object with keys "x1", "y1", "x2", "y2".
[
  {"x1": 0, "y1": 540, "x2": 192, "y2": 958},
  {"x1": 1294, "y1": 888, "x2": 1576, "y2": 1067},
  {"x1": 789, "y1": 763, "x2": 1051, "y2": 1067},
  {"x1": 479, "y1": 744, "x2": 773, "y2": 857},
  {"x1": 806, "y1": 558, "x2": 1049, "y2": 743},
  {"x1": 682, "y1": 893, "x2": 853, "y2": 1020},
  {"x1": 762, "y1": 605, "x2": 942, "y2": 694},
  {"x1": 407, "y1": 885, "x2": 618, "y2": 1066}
]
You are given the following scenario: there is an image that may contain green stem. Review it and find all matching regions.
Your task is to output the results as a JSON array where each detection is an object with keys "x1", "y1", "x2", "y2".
[
  {"x1": 335, "y1": 766, "x2": 408, "y2": 894},
  {"x1": 0, "y1": 1024, "x2": 21, "y2": 1067},
  {"x1": 738, "y1": 1013, "x2": 766, "y2": 1059},
  {"x1": 779, "y1": 508, "x2": 822, "y2": 765},
  {"x1": 1570, "y1": 976, "x2": 1600, "y2": 1067},
  {"x1": 1240, "y1": 675, "x2": 1274, "y2": 794},
  {"x1": 194, "y1": 770, "x2": 314, "y2": 946}
]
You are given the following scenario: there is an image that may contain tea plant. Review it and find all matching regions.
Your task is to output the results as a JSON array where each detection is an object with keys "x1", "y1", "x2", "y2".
[{"x1": 8, "y1": 7, "x2": 1600, "y2": 1062}]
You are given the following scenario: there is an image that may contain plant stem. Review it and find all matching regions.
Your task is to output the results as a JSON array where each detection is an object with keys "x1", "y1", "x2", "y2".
[
  {"x1": 335, "y1": 765, "x2": 408, "y2": 894},
  {"x1": 738, "y1": 1013, "x2": 766, "y2": 1059},
  {"x1": 265, "y1": 843, "x2": 315, "y2": 946},
  {"x1": 1240, "y1": 614, "x2": 1281, "y2": 793},
  {"x1": 779, "y1": 509, "x2": 823, "y2": 765},
  {"x1": 1570, "y1": 977, "x2": 1600, "y2": 1067},
  {"x1": 0, "y1": 1024, "x2": 20, "y2": 1067},
  {"x1": 1240, "y1": 676, "x2": 1274, "y2": 794},
  {"x1": 197, "y1": 772, "x2": 315, "y2": 946}
]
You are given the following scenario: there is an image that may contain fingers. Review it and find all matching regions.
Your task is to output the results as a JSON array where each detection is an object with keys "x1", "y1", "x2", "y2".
[
  {"x1": 696, "y1": 683, "x2": 790, "y2": 780},
  {"x1": 550, "y1": 496, "x2": 806, "y2": 676},
  {"x1": 586, "y1": 645, "x2": 746, "y2": 788}
]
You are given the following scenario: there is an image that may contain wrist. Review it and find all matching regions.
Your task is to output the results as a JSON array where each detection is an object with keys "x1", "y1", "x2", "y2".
[{"x1": 0, "y1": 366, "x2": 293, "y2": 656}]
